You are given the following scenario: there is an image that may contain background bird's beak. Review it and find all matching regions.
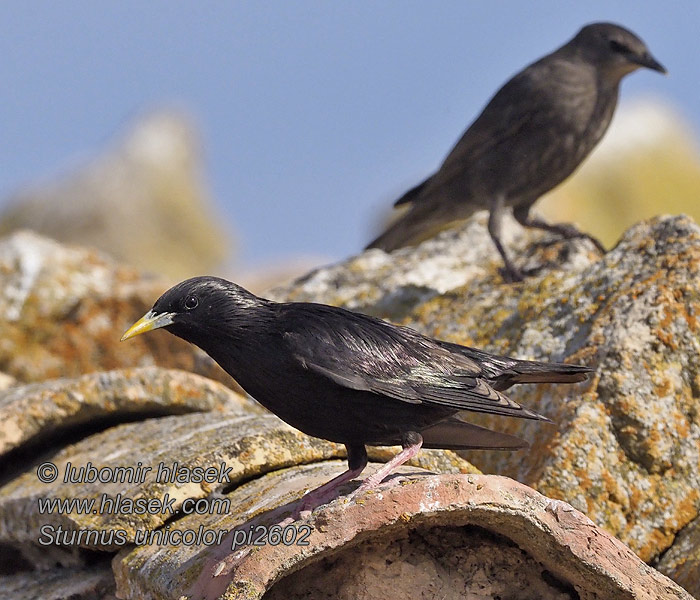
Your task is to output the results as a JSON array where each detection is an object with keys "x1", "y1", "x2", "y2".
[
  {"x1": 121, "y1": 310, "x2": 175, "y2": 341},
  {"x1": 636, "y1": 53, "x2": 667, "y2": 74}
]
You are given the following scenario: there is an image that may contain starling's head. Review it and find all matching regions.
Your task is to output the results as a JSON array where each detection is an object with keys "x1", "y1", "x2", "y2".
[
  {"x1": 121, "y1": 276, "x2": 264, "y2": 343},
  {"x1": 571, "y1": 22, "x2": 666, "y2": 79}
]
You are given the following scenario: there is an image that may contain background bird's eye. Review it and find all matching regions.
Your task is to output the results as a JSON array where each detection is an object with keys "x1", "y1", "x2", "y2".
[
  {"x1": 184, "y1": 295, "x2": 199, "y2": 310},
  {"x1": 609, "y1": 40, "x2": 629, "y2": 54}
]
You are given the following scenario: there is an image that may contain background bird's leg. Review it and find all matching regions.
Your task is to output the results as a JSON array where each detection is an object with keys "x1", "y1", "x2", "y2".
[
  {"x1": 352, "y1": 431, "x2": 423, "y2": 496},
  {"x1": 513, "y1": 204, "x2": 606, "y2": 253},
  {"x1": 294, "y1": 444, "x2": 368, "y2": 517},
  {"x1": 489, "y1": 195, "x2": 523, "y2": 282}
]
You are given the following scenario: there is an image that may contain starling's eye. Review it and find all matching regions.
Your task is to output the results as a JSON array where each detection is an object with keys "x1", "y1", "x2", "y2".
[
  {"x1": 184, "y1": 295, "x2": 199, "y2": 310},
  {"x1": 609, "y1": 40, "x2": 629, "y2": 54}
]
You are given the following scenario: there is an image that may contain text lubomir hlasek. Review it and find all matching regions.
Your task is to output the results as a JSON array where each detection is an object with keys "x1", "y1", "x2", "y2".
[{"x1": 62, "y1": 461, "x2": 233, "y2": 484}]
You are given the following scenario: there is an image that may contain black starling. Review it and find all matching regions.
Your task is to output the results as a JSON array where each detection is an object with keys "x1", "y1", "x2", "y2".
[
  {"x1": 122, "y1": 276, "x2": 591, "y2": 511},
  {"x1": 367, "y1": 22, "x2": 666, "y2": 281}
]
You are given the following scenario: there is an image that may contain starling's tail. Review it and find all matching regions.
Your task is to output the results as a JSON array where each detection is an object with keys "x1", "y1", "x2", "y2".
[
  {"x1": 421, "y1": 416, "x2": 530, "y2": 451},
  {"x1": 490, "y1": 360, "x2": 593, "y2": 391},
  {"x1": 434, "y1": 341, "x2": 593, "y2": 392}
]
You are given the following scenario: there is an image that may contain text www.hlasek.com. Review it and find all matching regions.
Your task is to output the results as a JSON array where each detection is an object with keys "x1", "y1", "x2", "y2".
[{"x1": 36, "y1": 460, "x2": 312, "y2": 549}]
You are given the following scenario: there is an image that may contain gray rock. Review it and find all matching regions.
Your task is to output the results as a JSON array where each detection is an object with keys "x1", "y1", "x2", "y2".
[
  {"x1": 0, "y1": 230, "x2": 234, "y2": 387},
  {"x1": 0, "y1": 366, "x2": 256, "y2": 457},
  {"x1": 270, "y1": 213, "x2": 700, "y2": 592},
  {"x1": 656, "y1": 515, "x2": 700, "y2": 599},
  {"x1": 0, "y1": 564, "x2": 115, "y2": 600},
  {"x1": 0, "y1": 410, "x2": 470, "y2": 551},
  {"x1": 114, "y1": 471, "x2": 693, "y2": 600},
  {"x1": 1, "y1": 216, "x2": 697, "y2": 598},
  {"x1": 0, "y1": 412, "x2": 338, "y2": 550}
]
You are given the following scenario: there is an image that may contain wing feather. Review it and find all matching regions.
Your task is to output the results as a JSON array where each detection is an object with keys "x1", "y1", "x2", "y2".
[{"x1": 280, "y1": 303, "x2": 548, "y2": 421}]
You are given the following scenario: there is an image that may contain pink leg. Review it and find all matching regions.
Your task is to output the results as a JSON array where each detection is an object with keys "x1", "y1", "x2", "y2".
[
  {"x1": 292, "y1": 443, "x2": 368, "y2": 519},
  {"x1": 296, "y1": 464, "x2": 364, "y2": 515},
  {"x1": 212, "y1": 445, "x2": 368, "y2": 578},
  {"x1": 352, "y1": 432, "x2": 423, "y2": 496},
  {"x1": 209, "y1": 437, "x2": 422, "y2": 581}
]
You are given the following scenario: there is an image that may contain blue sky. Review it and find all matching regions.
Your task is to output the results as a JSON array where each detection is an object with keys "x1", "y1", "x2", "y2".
[{"x1": 1, "y1": 2, "x2": 696, "y2": 269}]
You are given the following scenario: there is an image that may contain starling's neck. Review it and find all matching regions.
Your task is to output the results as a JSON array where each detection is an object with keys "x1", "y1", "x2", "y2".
[{"x1": 180, "y1": 302, "x2": 279, "y2": 388}]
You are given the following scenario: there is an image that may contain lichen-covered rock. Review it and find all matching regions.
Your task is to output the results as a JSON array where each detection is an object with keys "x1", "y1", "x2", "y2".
[
  {"x1": 267, "y1": 526, "x2": 576, "y2": 600},
  {"x1": 656, "y1": 515, "x2": 700, "y2": 599},
  {"x1": 0, "y1": 111, "x2": 230, "y2": 280},
  {"x1": 114, "y1": 472, "x2": 693, "y2": 600},
  {"x1": 0, "y1": 564, "x2": 115, "y2": 600},
  {"x1": 270, "y1": 213, "x2": 700, "y2": 592},
  {"x1": 0, "y1": 412, "x2": 341, "y2": 550},
  {"x1": 2, "y1": 217, "x2": 696, "y2": 597},
  {"x1": 268, "y1": 211, "x2": 597, "y2": 318},
  {"x1": 0, "y1": 367, "x2": 257, "y2": 457},
  {"x1": 0, "y1": 230, "x2": 234, "y2": 387},
  {"x1": 0, "y1": 410, "x2": 471, "y2": 552}
]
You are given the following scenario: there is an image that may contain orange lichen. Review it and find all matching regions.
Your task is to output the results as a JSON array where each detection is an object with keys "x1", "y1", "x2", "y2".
[
  {"x1": 638, "y1": 529, "x2": 676, "y2": 562},
  {"x1": 653, "y1": 376, "x2": 672, "y2": 398}
]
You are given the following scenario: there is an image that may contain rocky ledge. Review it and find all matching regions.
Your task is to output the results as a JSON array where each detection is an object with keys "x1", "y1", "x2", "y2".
[{"x1": 0, "y1": 213, "x2": 697, "y2": 599}]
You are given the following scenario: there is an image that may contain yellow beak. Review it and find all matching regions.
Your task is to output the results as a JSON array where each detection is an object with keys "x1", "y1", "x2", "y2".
[{"x1": 121, "y1": 310, "x2": 175, "y2": 341}]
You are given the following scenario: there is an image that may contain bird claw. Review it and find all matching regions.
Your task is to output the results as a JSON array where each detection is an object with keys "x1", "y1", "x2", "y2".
[
  {"x1": 554, "y1": 225, "x2": 606, "y2": 254},
  {"x1": 580, "y1": 233, "x2": 606, "y2": 254},
  {"x1": 212, "y1": 547, "x2": 251, "y2": 577},
  {"x1": 287, "y1": 507, "x2": 312, "y2": 522},
  {"x1": 211, "y1": 513, "x2": 304, "y2": 579},
  {"x1": 501, "y1": 265, "x2": 525, "y2": 283}
]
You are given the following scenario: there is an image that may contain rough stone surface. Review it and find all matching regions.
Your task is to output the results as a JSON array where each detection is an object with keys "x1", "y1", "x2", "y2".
[
  {"x1": 114, "y1": 471, "x2": 693, "y2": 600},
  {"x1": 0, "y1": 111, "x2": 230, "y2": 279},
  {"x1": 265, "y1": 526, "x2": 576, "y2": 600},
  {"x1": 0, "y1": 366, "x2": 256, "y2": 458},
  {"x1": 656, "y1": 515, "x2": 700, "y2": 599},
  {"x1": 269, "y1": 213, "x2": 700, "y2": 591},
  {"x1": 0, "y1": 230, "x2": 235, "y2": 387},
  {"x1": 0, "y1": 563, "x2": 116, "y2": 599},
  {"x1": 0, "y1": 373, "x2": 16, "y2": 391},
  {"x1": 0, "y1": 410, "x2": 471, "y2": 551},
  {"x1": 268, "y1": 210, "x2": 588, "y2": 318},
  {"x1": 2, "y1": 217, "x2": 697, "y2": 598},
  {"x1": 0, "y1": 412, "x2": 337, "y2": 550}
]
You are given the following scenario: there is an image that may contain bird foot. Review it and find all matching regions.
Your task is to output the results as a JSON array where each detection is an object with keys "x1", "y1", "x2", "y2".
[
  {"x1": 546, "y1": 224, "x2": 606, "y2": 254},
  {"x1": 212, "y1": 546, "x2": 252, "y2": 578},
  {"x1": 501, "y1": 264, "x2": 525, "y2": 283},
  {"x1": 576, "y1": 232, "x2": 606, "y2": 254},
  {"x1": 210, "y1": 511, "x2": 305, "y2": 579},
  {"x1": 351, "y1": 475, "x2": 382, "y2": 498}
]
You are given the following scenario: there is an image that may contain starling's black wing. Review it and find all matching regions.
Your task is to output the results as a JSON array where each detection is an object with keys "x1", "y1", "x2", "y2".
[{"x1": 279, "y1": 303, "x2": 547, "y2": 421}]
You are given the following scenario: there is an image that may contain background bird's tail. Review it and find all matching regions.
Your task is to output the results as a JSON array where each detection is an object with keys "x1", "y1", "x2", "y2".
[
  {"x1": 393, "y1": 178, "x2": 430, "y2": 207},
  {"x1": 366, "y1": 200, "x2": 472, "y2": 252}
]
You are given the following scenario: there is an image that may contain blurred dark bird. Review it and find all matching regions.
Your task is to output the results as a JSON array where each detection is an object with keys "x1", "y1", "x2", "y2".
[
  {"x1": 122, "y1": 276, "x2": 591, "y2": 512},
  {"x1": 367, "y1": 22, "x2": 666, "y2": 281}
]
